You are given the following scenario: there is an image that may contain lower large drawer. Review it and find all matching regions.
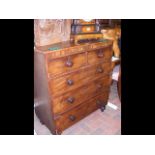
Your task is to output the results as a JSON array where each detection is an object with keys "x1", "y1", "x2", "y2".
[
  {"x1": 51, "y1": 76, "x2": 111, "y2": 115},
  {"x1": 55, "y1": 93, "x2": 109, "y2": 131}
]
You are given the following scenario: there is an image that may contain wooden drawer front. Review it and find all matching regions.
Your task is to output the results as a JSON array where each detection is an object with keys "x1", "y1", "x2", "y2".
[
  {"x1": 55, "y1": 93, "x2": 109, "y2": 131},
  {"x1": 55, "y1": 102, "x2": 87, "y2": 131},
  {"x1": 47, "y1": 52, "x2": 86, "y2": 75},
  {"x1": 86, "y1": 93, "x2": 109, "y2": 115},
  {"x1": 49, "y1": 62, "x2": 112, "y2": 97},
  {"x1": 52, "y1": 76, "x2": 112, "y2": 115},
  {"x1": 88, "y1": 47, "x2": 113, "y2": 65}
]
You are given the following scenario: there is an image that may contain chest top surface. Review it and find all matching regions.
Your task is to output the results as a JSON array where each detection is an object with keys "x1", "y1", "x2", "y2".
[{"x1": 35, "y1": 40, "x2": 113, "y2": 53}]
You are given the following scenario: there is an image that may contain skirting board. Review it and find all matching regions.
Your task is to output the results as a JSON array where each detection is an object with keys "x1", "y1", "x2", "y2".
[{"x1": 107, "y1": 102, "x2": 118, "y2": 110}]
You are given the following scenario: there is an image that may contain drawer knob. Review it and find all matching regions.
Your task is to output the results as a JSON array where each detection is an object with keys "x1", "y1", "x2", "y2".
[
  {"x1": 97, "y1": 84, "x2": 102, "y2": 89},
  {"x1": 97, "y1": 67, "x2": 103, "y2": 73},
  {"x1": 66, "y1": 58, "x2": 73, "y2": 67},
  {"x1": 69, "y1": 115, "x2": 76, "y2": 121},
  {"x1": 67, "y1": 97, "x2": 75, "y2": 104},
  {"x1": 97, "y1": 50, "x2": 104, "y2": 57},
  {"x1": 67, "y1": 79, "x2": 74, "y2": 85}
]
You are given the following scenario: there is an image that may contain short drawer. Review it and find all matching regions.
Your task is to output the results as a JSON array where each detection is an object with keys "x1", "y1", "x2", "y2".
[
  {"x1": 47, "y1": 52, "x2": 86, "y2": 76},
  {"x1": 49, "y1": 62, "x2": 112, "y2": 97},
  {"x1": 55, "y1": 93, "x2": 109, "y2": 131},
  {"x1": 52, "y1": 76, "x2": 112, "y2": 115},
  {"x1": 88, "y1": 46, "x2": 113, "y2": 65}
]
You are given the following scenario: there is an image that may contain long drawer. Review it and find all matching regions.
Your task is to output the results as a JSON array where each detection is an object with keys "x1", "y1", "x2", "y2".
[
  {"x1": 55, "y1": 93, "x2": 109, "y2": 131},
  {"x1": 51, "y1": 76, "x2": 112, "y2": 115},
  {"x1": 49, "y1": 62, "x2": 112, "y2": 97}
]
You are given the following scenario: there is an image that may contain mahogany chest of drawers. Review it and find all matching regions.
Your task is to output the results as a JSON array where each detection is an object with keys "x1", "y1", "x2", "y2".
[{"x1": 34, "y1": 40, "x2": 113, "y2": 134}]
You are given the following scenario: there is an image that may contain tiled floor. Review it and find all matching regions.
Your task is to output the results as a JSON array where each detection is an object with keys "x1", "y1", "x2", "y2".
[
  {"x1": 34, "y1": 80, "x2": 121, "y2": 135},
  {"x1": 62, "y1": 81, "x2": 121, "y2": 135}
]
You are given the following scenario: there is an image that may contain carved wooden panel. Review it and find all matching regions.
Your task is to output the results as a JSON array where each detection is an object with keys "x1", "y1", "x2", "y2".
[{"x1": 34, "y1": 19, "x2": 72, "y2": 47}]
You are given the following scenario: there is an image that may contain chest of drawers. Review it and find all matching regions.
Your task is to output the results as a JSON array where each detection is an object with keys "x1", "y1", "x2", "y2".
[{"x1": 34, "y1": 40, "x2": 113, "y2": 134}]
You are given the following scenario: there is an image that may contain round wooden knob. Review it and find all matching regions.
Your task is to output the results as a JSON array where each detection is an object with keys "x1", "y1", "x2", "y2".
[
  {"x1": 66, "y1": 59, "x2": 73, "y2": 67},
  {"x1": 67, "y1": 97, "x2": 75, "y2": 103},
  {"x1": 69, "y1": 115, "x2": 76, "y2": 121},
  {"x1": 97, "y1": 67, "x2": 103, "y2": 73},
  {"x1": 97, "y1": 84, "x2": 102, "y2": 89},
  {"x1": 67, "y1": 79, "x2": 74, "y2": 85}
]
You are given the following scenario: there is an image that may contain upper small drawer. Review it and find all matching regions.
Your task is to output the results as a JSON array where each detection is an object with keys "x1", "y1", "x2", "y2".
[
  {"x1": 88, "y1": 46, "x2": 113, "y2": 65},
  {"x1": 47, "y1": 52, "x2": 86, "y2": 76}
]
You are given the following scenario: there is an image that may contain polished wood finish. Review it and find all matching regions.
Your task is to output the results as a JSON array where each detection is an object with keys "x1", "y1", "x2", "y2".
[
  {"x1": 52, "y1": 76, "x2": 111, "y2": 115},
  {"x1": 47, "y1": 52, "x2": 86, "y2": 75},
  {"x1": 71, "y1": 33, "x2": 103, "y2": 44},
  {"x1": 55, "y1": 93, "x2": 109, "y2": 131},
  {"x1": 88, "y1": 47, "x2": 113, "y2": 65},
  {"x1": 79, "y1": 19, "x2": 96, "y2": 25},
  {"x1": 49, "y1": 62, "x2": 112, "y2": 97},
  {"x1": 34, "y1": 40, "x2": 113, "y2": 134},
  {"x1": 71, "y1": 19, "x2": 103, "y2": 44}
]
